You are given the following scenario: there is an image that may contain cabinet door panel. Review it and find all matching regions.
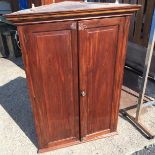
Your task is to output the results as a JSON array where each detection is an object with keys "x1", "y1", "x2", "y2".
[
  {"x1": 86, "y1": 26, "x2": 117, "y2": 134},
  {"x1": 78, "y1": 17, "x2": 128, "y2": 139},
  {"x1": 19, "y1": 22, "x2": 79, "y2": 149}
]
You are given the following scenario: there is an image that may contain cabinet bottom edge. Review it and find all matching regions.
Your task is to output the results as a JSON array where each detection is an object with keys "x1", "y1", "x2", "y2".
[{"x1": 38, "y1": 131, "x2": 118, "y2": 153}]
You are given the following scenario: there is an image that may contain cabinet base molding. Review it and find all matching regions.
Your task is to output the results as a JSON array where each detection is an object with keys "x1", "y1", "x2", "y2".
[{"x1": 38, "y1": 132, "x2": 118, "y2": 153}]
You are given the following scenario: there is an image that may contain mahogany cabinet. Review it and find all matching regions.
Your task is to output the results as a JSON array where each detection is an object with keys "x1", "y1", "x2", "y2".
[{"x1": 5, "y1": 1, "x2": 140, "y2": 153}]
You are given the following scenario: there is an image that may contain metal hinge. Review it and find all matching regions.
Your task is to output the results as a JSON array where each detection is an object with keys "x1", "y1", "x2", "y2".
[
  {"x1": 78, "y1": 23, "x2": 87, "y2": 30},
  {"x1": 70, "y1": 22, "x2": 77, "y2": 30}
]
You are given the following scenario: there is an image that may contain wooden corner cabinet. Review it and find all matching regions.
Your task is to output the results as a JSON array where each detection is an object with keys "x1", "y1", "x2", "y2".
[
  {"x1": 5, "y1": 1, "x2": 140, "y2": 153},
  {"x1": 28, "y1": 0, "x2": 81, "y2": 6}
]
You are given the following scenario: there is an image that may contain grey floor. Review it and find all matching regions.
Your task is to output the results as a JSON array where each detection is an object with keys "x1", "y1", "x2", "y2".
[{"x1": 0, "y1": 57, "x2": 155, "y2": 155}]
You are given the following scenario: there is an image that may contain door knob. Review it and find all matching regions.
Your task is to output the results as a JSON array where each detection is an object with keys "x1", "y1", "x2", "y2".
[{"x1": 81, "y1": 91, "x2": 86, "y2": 97}]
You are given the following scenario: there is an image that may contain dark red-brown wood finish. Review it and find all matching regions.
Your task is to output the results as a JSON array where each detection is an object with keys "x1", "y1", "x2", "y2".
[
  {"x1": 78, "y1": 17, "x2": 129, "y2": 140},
  {"x1": 18, "y1": 21, "x2": 80, "y2": 149},
  {"x1": 5, "y1": 1, "x2": 140, "y2": 153}
]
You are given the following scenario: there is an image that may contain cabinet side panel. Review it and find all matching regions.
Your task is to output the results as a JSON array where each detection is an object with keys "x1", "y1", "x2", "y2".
[
  {"x1": 18, "y1": 26, "x2": 48, "y2": 148},
  {"x1": 110, "y1": 16, "x2": 131, "y2": 132}
]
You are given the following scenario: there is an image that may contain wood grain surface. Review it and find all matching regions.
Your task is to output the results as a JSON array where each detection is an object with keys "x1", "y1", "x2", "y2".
[
  {"x1": 18, "y1": 21, "x2": 80, "y2": 149},
  {"x1": 78, "y1": 17, "x2": 129, "y2": 139},
  {"x1": 10, "y1": 2, "x2": 140, "y2": 153}
]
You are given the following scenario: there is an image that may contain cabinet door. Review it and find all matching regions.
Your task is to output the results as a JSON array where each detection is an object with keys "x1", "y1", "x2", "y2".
[
  {"x1": 78, "y1": 17, "x2": 130, "y2": 140},
  {"x1": 18, "y1": 21, "x2": 79, "y2": 150}
]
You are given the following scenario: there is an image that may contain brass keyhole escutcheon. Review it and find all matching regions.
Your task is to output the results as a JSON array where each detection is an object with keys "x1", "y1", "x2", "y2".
[{"x1": 81, "y1": 91, "x2": 86, "y2": 97}]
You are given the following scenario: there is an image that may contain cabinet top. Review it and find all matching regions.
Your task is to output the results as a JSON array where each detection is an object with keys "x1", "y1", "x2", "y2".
[{"x1": 5, "y1": 1, "x2": 140, "y2": 25}]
